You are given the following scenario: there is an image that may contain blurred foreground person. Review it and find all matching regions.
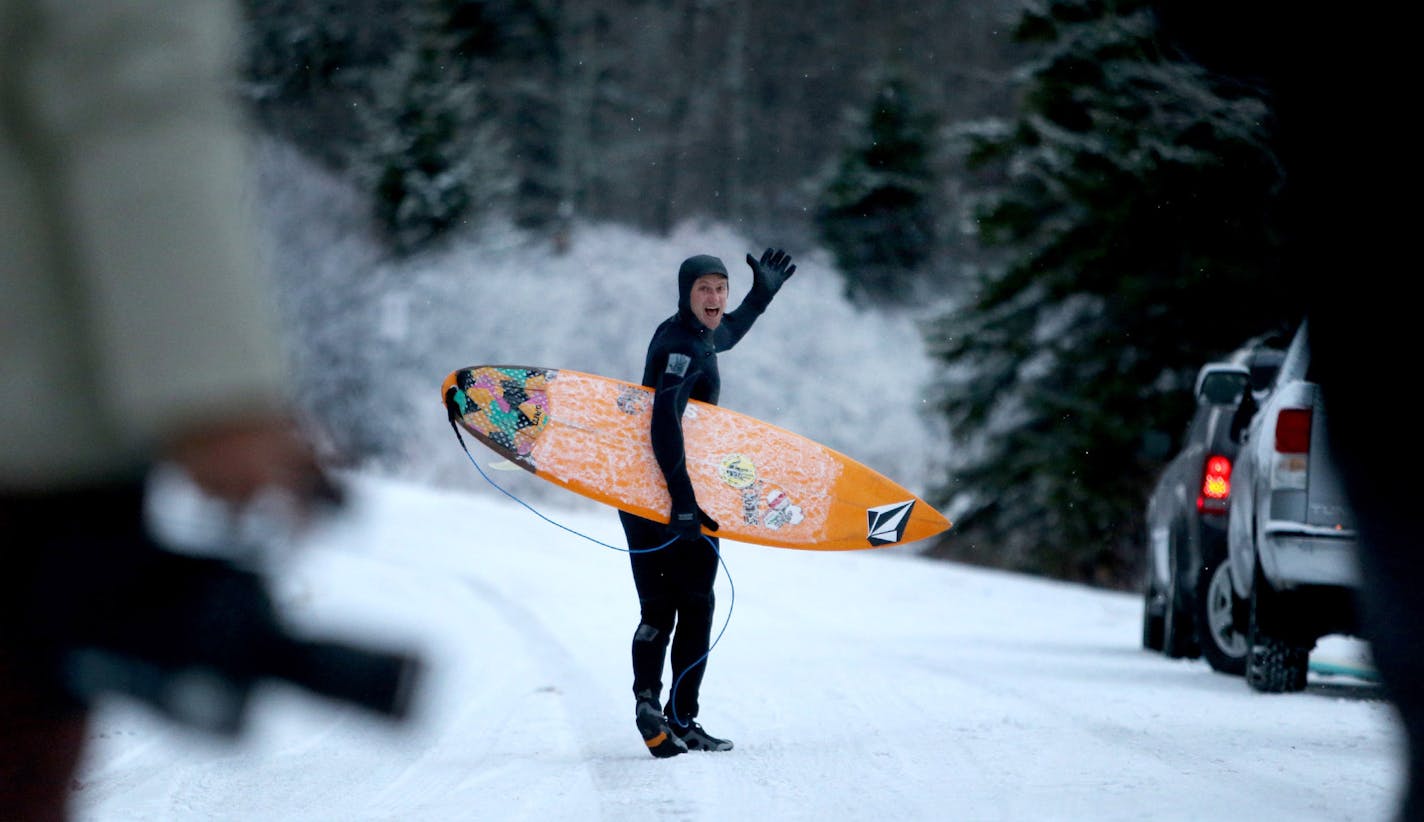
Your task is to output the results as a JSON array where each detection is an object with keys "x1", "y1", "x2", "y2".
[
  {"x1": 0, "y1": 2, "x2": 418, "y2": 820},
  {"x1": 1154, "y1": 3, "x2": 1419, "y2": 818}
]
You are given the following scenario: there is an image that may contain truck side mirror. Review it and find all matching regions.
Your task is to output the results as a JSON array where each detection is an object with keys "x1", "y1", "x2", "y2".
[{"x1": 1195, "y1": 363, "x2": 1250, "y2": 405}]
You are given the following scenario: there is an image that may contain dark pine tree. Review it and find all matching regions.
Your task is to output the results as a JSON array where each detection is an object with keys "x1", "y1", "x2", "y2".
[
  {"x1": 353, "y1": 0, "x2": 511, "y2": 255},
  {"x1": 815, "y1": 71, "x2": 941, "y2": 306},
  {"x1": 923, "y1": 0, "x2": 1300, "y2": 586}
]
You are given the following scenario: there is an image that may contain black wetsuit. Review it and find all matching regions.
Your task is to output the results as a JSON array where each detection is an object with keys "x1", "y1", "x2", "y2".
[{"x1": 621, "y1": 255, "x2": 774, "y2": 722}]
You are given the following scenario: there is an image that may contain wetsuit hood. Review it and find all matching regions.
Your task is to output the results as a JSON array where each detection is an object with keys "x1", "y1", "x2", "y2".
[{"x1": 677, "y1": 254, "x2": 729, "y2": 325}]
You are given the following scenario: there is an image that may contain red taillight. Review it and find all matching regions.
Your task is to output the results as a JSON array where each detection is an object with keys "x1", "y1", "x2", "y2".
[
  {"x1": 1275, "y1": 408, "x2": 1313, "y2": 453},
  {"x1": 1197, "y1": 454, "x2": 1232, "y2": 513}
]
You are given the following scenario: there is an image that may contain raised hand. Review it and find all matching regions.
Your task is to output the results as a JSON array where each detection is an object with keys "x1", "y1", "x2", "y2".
[{"x1": 746, "y1": 248, "x2": 796, "y2": 298}]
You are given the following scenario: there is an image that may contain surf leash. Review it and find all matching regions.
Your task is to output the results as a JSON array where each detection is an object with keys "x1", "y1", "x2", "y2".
[
  {"x1": 446, "y1": 411, "x2": 667, "y2": 554},
  {"x1": 667, "y1": 535, "x2": 734, "y2": 729},
  {"x1": 447, "y1": 407, "x2": 735, "y2": 721}
]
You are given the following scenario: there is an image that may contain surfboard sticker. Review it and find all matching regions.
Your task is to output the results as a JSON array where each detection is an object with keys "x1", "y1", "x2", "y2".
[
  {"x1": 444, "y1": 364, "x2": 951, "y2": 550},
  {"x1": 867, "y1": 500, "x2": 916, "y2": 546},
  {"x1": 616, "y1": 386, "x2": 648, "y2": 415},
  {"x1": 763, "y1": 487, "x2": 804, "y2": 530},
  {"x1": 718, "y1": 454, "x2": 757, "y2": 489}
]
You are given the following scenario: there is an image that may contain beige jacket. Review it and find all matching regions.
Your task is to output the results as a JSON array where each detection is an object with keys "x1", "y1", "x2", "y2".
[{"x1": 0, "y1": 0, "x2": 288, "y2": 490}]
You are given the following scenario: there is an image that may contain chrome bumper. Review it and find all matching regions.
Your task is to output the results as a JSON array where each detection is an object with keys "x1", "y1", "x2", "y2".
[{"x1": 1260, "y1": 524, "x2": 1361, "y2": 588}]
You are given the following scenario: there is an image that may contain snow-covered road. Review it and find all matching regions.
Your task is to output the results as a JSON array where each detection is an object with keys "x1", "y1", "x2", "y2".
[{"x1": 74, "y1": 476, "x2": 1404, "y2": 821}]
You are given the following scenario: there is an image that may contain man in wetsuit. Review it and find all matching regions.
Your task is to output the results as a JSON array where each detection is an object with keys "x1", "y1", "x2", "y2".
[{"x1": 623, "y1": 248, "x2": 796, "y2": 757}]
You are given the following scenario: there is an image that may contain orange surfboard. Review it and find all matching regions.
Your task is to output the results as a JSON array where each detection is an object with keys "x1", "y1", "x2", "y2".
[{"x1": 442, "y1": 365, "x2": 950, "y2": 550}]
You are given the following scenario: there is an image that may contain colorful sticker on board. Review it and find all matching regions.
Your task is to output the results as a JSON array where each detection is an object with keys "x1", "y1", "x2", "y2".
[
  {"x1": 718, "y1": 453, "x2": 757, "y2": 489},
  {"x1": 763, "y1": 487, "x2": 804, "y2": 530},
  {"x1": 616, "y1": 386, "x2": 648, "y2": 415},
  {"x1": 739, "y1": 486, "x2": 760, "y2": 526}
]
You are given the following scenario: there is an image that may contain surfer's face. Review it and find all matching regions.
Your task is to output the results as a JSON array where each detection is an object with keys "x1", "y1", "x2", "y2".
[{"x1": 690, "y1": 274, "x2": 729, "y2": 330}]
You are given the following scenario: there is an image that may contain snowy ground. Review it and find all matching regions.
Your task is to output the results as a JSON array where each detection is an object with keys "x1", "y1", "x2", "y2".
[{"x1": 73, "y1": 474, "x2": 1405, "y2": 821}]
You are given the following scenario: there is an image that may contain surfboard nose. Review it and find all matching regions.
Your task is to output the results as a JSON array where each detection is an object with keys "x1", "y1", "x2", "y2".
[{"x1": 905, "y1": 501, "x2": 952, "y2": 544}]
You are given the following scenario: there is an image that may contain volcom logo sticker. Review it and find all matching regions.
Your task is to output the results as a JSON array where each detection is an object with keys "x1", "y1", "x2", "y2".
[
  {"x1": 666, "y1": 353, "x2": 691, "y2": 377},
  {"x1": 867, "y1": 500, "x2": 915, "y2": 545}
]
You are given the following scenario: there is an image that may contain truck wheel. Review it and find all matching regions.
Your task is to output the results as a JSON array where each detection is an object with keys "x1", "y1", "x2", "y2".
[
  {"x1": 1142, "y1": 586, "x2": 1165, "y2": 651},
  {"x1": 1196, "y1": 545, "x2": 1247, "y2": 675},
  {"x1": 1162, "y1": 534, "x2": 1199, "y2": 659},
  {"x1": 1245, "y1": 566, "x2": 1309, "y2": 693}
]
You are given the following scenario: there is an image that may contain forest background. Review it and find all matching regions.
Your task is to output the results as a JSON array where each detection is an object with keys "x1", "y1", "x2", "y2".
[{"x1": 238, "y1": 0, "x2": 1302, "y2": 588}]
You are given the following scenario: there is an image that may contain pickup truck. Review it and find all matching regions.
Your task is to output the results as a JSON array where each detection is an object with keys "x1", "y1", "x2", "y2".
[
  {"x1": 1226, "y1": 320, "x2": 1363, "y2": 692},
  {"x1": 1143, "y1": 340, "x2": 1282, "y2": 675}
]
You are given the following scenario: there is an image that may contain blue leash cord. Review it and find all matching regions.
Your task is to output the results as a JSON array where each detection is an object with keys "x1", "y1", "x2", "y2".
[
  {"x1": 448, "y1": 419, "x2": 734, "y2": 725},
  {"x1": 666, "y1": 537, "x2": 734, "y2": 728}
]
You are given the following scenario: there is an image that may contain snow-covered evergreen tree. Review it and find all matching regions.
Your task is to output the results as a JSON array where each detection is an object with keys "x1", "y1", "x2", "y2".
[
  {"x1": 924, "y1": 0, "x2": 1297, "y2": 584},
  {"x1": 815, "y1": 71, "x2": 941, "y2": 305},
  {"x1": 351, "y1": 0, "x2": 512, "y2": 255},
  {"x1": 241, "y1": 0, "x2": 351, "y2": 101}
]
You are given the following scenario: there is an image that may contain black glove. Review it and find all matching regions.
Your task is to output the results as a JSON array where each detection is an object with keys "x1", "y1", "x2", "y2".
[
  {"x1": 746, "y1": 248, "x2": 796, "y2": 299},
  {"x1": 669, "y1": 504, "x2": 720, "y2": 540}
]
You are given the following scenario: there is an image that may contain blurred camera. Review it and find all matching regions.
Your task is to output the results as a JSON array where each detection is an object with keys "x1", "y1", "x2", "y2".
[
  {"x1": 58, "y1": 551, "x2": 422, "y2": 736},
  {"x1": 5, "y1": 472, "x2": 422, "y2": 736}
]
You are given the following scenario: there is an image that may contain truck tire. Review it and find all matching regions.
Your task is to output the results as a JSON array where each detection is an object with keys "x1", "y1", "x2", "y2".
[
  {"x1": 1196, "y1": 543, "x2": 1247, "y2": 675},
  {"x1": 1162, "y1": 533, "x2": 1200, "y2": 659},
  {"x1": 1142, "y1": 586, "x2": 1164, "y2": 651},
  {"x1": 1245, "y1": 564, "x2": 1309, "y2": 693}
]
